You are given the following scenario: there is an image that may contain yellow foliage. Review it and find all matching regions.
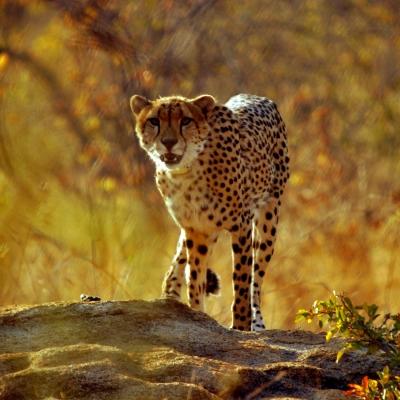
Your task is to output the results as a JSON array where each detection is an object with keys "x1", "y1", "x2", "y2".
[
  {"x1": 0, "y1": 53, "x2": 9, "y2": 72},
  {"x1": 290, "y1": 172, "x2": 305, "y2": 187},
  {"x1": 316, "y1": 153, "x2": 329, "y2": 168},
  {"x1": 85, "y1": 116, "x2": 101, "y2": 131}
]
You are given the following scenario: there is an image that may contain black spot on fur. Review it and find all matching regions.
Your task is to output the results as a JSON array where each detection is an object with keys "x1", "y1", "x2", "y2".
[
  {"x1": 206, "y1": 268, "x2": 220, "y2": 295},
  {"x1": 198, "y1": 245, "x2": 208, "y2": 254},
  {"x1": 232, "y1": 243, "x2": 241, "y2": 254},
  {"x1": 231, "y1": 224, "x2": 239, "y2": 232}
]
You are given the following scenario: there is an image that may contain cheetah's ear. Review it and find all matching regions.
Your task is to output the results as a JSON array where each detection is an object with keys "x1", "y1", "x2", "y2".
[
  {"x1": 191, "y1": 95, "x2": 216, "y2": 114},
  {"x1": 130, "y1": 95, "x2": 151, "y2": 116}
]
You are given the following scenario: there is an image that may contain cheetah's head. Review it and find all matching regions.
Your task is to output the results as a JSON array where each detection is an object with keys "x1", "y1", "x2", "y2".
[{"x1": 130, "y1": 95, "x2": 215, "y2": 171}]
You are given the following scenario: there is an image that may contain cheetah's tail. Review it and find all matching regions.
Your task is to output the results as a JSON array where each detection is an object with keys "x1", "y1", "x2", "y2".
[{"x1": 206, "y1": 268, "x2": 220, "y2": 296}]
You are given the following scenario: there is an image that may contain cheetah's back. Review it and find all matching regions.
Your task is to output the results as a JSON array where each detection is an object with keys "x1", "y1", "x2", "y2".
[{"x1": 225, "y1": 94, "x2": 289, "y2": 207}]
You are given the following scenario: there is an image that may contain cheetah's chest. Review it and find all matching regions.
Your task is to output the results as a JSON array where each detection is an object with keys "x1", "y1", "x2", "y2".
[{"x1": 157, "y1": 174, "x2": 218, "y2": 234}]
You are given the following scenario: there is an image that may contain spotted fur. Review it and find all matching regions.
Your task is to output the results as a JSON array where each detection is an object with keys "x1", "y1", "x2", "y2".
[{"x1": 130, "y1": 93, "x2": 289, "y2": 331}]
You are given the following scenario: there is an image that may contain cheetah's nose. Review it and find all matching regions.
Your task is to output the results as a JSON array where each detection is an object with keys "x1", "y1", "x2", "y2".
[{"x1": 161, "y1": 136, "x2": 178, "y2": 151}]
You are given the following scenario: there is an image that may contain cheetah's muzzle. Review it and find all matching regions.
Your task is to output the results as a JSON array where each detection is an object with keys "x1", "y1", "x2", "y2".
[{"x1": 161, "y1": 153, "x2": 183, "y2": 165}]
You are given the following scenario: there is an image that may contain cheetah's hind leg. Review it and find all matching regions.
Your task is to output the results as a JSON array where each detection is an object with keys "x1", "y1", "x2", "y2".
[{"x1": 251, "y1": 198, "x2": 281, "y2": 331}]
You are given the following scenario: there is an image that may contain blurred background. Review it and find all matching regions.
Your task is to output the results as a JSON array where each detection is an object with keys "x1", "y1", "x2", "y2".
[{"x1": 0, "y1": 0, "x2": 399, "y2": 329}]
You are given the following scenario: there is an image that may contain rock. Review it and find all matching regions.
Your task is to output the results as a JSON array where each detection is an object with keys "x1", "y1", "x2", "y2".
[{"x1": 0, "y1": 299, "x2": 387, "y2": 399}]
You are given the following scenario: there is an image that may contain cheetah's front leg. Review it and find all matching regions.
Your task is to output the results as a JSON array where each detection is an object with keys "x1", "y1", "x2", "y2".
[
  {"x1": 162, "y1": 230, "x2": 187, "y2": 300},
  {"x1": 185, "y1": 232, "x2": 213, "y2": 312}
]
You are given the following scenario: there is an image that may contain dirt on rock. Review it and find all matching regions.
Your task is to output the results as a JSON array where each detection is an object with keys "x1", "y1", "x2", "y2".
[{"x1": 0, "y1": 299, "x2": 386, "y2": 399}]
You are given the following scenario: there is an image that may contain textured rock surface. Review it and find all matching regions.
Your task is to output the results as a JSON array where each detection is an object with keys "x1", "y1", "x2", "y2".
[{"x1": 0, "y1": 299, "x2": 386, "y2": 399}]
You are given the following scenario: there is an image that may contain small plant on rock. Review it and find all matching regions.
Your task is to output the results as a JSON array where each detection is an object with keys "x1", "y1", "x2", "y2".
[{"x1": 296, "y1": 292, "x2": 400, "y2": 399}]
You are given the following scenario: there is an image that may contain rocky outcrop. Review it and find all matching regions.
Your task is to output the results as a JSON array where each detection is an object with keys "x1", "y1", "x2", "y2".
[{"x1": 0, "y1": 299, "x2": 386, "y2": 399}]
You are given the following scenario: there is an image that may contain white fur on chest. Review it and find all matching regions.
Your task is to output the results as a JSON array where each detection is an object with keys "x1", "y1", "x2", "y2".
[{"x1": 159, "y1": 177, "x2": 215, "y2": 234}]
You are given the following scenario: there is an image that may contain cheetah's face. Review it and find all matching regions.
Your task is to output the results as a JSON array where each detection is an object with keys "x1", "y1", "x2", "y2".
[{"x1": 130, "y1": 95, "x2": 215, "y2": 170}]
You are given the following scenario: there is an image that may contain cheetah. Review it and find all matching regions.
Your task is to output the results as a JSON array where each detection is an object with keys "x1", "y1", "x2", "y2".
[{"x1": 130, "y1": 93, "x2": 289, "y2": 331}]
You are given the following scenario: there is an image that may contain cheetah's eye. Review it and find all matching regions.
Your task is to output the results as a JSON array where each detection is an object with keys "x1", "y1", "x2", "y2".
[
  {"x1": 148, "y1": 117, "x2": 160, "y2": 127},
  {"x1": 181, "y1": 117, "x2": 193, "y2": 127}
]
